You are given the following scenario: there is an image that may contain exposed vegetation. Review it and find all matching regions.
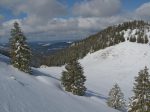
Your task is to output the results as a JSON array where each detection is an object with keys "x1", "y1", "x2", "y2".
[
  {"x1": 107, "y1": 83, "x2": 126, "y2": 111},
  {"x1": 61, "y1": 58, "x2": 86, "y2": 96},
  {"x1": 9, "y1": 22, "x2": 32, "y2": 73},
  {"x1": 42, "y1": 20, "x2": 149, "y2": 66},
  {"x1": 128, "y1": 66, "x2": 150, "y2": 112}
]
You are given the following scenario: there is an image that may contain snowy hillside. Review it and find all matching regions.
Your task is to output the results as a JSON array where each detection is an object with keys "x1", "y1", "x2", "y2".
[
  {"x1": 80, "y1": 41, "x2": 150, "y2": 100},
  {"x1": 0, "y1": 54, "x2": 118, "y2": 112},
  {"x1": 1, "y1": 39, "x2": 150, "y2": 111},
  {"x1": 39, "y1": 41, "x2": 150, "y2": 108}
]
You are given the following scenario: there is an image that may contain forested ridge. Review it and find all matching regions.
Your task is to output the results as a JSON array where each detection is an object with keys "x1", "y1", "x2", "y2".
[{"x1": 43, "y1": 20, "x2": 149, "y2": 66}]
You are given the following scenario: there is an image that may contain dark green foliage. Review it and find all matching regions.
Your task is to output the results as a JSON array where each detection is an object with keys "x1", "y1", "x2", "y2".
[
  {"x1": 144, "y1": 35, "x2": 149, "y2": 44},
  {"x1": 61, "y1": 58, "x2": 86, "y2": 96},
  {"x1": 135, "y1": 30, "x2": 149, "y2": 44},
  {"x1": 42, "y1": 20, "x2": 149, "y2": 66},
  {"x1": 107, "y1": 83, "x2": 126, "y2": 111},
  {"x1": 129, "y1": 36, "x2": 136, "y2": 42},
  {"x1": 137, "y1": 36, "x2": 144, "y2": 43},
  {"x1": 9, "y1": 22, "x2": 31, "y2": 73},
  {"x1": 128, "y1": 66, "x2": 150, "y2": 112}
]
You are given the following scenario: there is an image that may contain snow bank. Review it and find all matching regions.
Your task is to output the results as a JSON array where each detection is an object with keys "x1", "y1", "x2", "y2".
[
  {"x1": 0, "y1": 54, "x2": 118, "y2": 112},
  {"x1": 80, "y1": 42, "x2": 150, "y2": 100}
]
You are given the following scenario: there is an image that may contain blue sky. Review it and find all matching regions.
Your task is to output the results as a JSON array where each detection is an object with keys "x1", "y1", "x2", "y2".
[
  {"x1": 0, "y1": 8, "x2": 27, "y2": 21},
  {"x1": 0, "y1": 0, "x2": 150, "y2": 42},
  {"x1": 0, "y1": 0, "x2": 149, "y2": 21},
  {"x1": 122, "y1": 0, "x2": 149, "y2": 10}
]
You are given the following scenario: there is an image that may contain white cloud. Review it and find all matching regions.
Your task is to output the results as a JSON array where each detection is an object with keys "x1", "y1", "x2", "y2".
[
  {"x1": 0, "y1": 0, "x2": 69, "y2": 41},
  {"x1": 1, "y1": 0, "x2": 150, "y2": 42},
  {"x1": 73, "y1": 0, "x2": 121, "y2": 17},
  {"x1": 0, "y1": 0, "x2": 22, "y2": 8},
  {"x1": 0, "y1": 0, "x2": 126, "y2": 42},
  {"x1": 17, "y1": 0, "x2": 67, "y2": 21},
  {"x1": 136, "y1": 2, "x2": 150, "y2": 19},
  {"x1": 0, "y1": 19, "x2": 21, "y2": 36},
  {"x1": 0, "y1": 15, "x2": 5, "y2": 24},
  {"x1": 0, "y1": 0, "x2": 67, "y2": 23},
  {"x1": 0, "y1": 15, "x2": 129, "y2": 41}
]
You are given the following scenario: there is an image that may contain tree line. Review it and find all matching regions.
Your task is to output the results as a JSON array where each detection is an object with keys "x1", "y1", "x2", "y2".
[{"x1": 42, "y1": 20, "x2": 149, "y2": 67}]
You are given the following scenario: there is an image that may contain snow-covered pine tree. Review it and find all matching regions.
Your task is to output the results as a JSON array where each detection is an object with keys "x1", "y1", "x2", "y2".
[
  {"x1": 61, "y1": 58, "x2": 86, "y2": 96},
  {"x1": 107, "y1": 83, "x2": 126, "y2": 111},
  {"x1": 9, "y1": 22, "x2": 31, "y2": 73},
  {"x1": 144, "y1": 35, "x2": 149, "y2": 44},
  {"x1": 128, "y1": 66, "x2": 150, "y2": 112}
]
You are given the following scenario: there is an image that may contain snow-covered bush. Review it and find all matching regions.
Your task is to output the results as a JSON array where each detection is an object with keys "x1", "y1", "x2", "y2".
[{"x1": 107, "y1": 83, "x2": 126, "y2": 111}]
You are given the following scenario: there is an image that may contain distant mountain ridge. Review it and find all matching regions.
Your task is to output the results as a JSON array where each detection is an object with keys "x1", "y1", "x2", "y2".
[
  {"x1": 0, "y1": 41, "x2": 72, "y2": 67},
  {"x1": 43, "y1": 20, "x2": 150, "y2": 66}
]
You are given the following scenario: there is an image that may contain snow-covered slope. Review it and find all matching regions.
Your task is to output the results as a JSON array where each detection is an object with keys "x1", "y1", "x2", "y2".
[
  {"x1": 0, "y1": 54, "x2": 118, "y2": 112},
  {"x1": 1, "y1": 41, "x2": 150, "y2": 112},
  {"x1": 80, "y1": 41, "x2": 150, "y2": 100},
  {"x1": 39, "y1": 41, "x2": 150, "y2": 106}
]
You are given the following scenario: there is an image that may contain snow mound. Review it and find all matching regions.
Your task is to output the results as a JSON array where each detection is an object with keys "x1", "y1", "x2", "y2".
[
  {"x1": 80, "y1": 42, "x2": 150, "y2": 100},
  {"x1": 0, "y1": 54, "x2": 118, "y2": 112}
]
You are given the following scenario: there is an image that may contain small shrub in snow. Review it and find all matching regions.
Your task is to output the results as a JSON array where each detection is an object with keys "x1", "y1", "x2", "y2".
[{"x1": 107, "y1": 83, "x2": 126, "y2": 111}]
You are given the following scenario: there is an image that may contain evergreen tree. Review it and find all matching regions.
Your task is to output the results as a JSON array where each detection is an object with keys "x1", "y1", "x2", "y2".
[
  {"x1": 61, "y1": 58, "x2": 86, "y2": 96},
  {"x1": 107, "y1": 83, "x2": 126, "y2": 111},
  {"x1": 137, "y1": 35, "x2": 144, "y2": 43},
  {"x1": 144, "y1": 35, "x2": 149, "y2": 44},
  {"x1": 9, "y1": 22, "x2": 31, "y2": 73},
  {"x1": 128, "y1": 66, "x2": 150, "y2": 112},
  {"x1": 129, "y1": 36, "x2": 136, "y2": 42}
]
